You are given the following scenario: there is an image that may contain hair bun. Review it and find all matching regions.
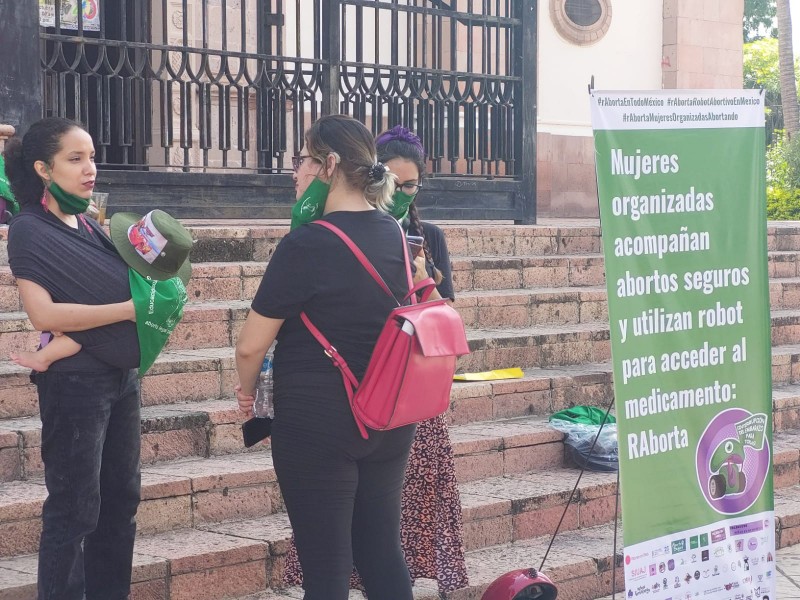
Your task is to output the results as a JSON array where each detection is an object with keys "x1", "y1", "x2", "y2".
[
  {"x1": 375, "y1": 126, "x2": 425, "y2": 156},
  {"x1": 367, "y1": 162, "x2": 387, "y2": 182}
]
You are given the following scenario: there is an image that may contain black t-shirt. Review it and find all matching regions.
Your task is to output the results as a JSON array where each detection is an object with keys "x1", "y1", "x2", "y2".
[
  {"x1": 408, "y1": 220, "x2": 455, "y2": 301},
  {"x1": 8, "y1": 206, "x2": 139, "y2": 371},
  {"x1": 251, "y1": 210, "x2": 410, "y2": 380}
]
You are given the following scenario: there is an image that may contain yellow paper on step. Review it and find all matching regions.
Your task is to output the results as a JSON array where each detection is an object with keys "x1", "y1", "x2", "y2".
[{"x1": 453, "y1": 368, "x2": 524, "y2": 382}]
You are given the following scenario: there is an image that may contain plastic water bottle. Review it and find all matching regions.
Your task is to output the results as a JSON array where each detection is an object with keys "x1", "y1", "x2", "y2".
[{"x1": 253, "y1": 354, "x2": 274, "y2": 419}]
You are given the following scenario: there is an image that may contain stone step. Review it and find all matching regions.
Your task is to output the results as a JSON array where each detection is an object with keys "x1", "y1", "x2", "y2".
[
  {"x1": 4, "y1": 344, "x2": 800, "y2": 473},
  {"x1": 184, "y1": 223, "x2": 608, "y2": 262},
  {"x1": 2, "y1": 333, "x2": 800, "y2": 427},
  {"x1": 0, "y1": 451, "x2": 281, "y2": 559},
  {"x1": 456, "y1": 280, "x2": 800, "y2": 327},
  {"x1": 0, "y1": 398, "x2": 570, "y2": 482},
  {"x1": 463, "y1": 310, "x2": 800, "y2": 373},
  {"x1": 0, "y1": 262, "x2": 266, "y2": 311},
  {"x1": 6, "y1": 253, "x2": 800, "y2": 312},
  {"x1": 3, "y1": 415, "x2": 800, "y2": 560},
  {"x1": 0, "y1": 520, "x2": 621, "y2": 600},
  {"x1": 14, "y1": 248, "x2": 800, "y2": 312},
  {"x1": 0, "y1": 222, "x2": 606, "y2": 270},
  {"x1": 454, "y1": 251, "x2": 800, "y2": 293},
  {"x1": 0, "y1": 300, "x2": 251, "y2": 358},
  {"x1": 3, "y1": 294, "x2": 800, "y2": 363},
  {"x1": 0, "y1": 526, "x2": 274, "y2": 600},
  {"x1": 6, "y1": 481, "x2": 800, "y2": 600},
  {"x1": 3, "y1": 220, "x2": 800, "y2": 268},
  {"x1": 0, "y1": 452, "x2": 611, "y2": 561},
  {"x1": 146, "y1": 221, "x2": 800, "y2": 260}
]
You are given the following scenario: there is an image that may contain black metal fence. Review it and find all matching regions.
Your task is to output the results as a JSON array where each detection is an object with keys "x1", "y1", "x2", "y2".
[{"x1": 36, "y1": 0, "x2": 536, "y2": 221}]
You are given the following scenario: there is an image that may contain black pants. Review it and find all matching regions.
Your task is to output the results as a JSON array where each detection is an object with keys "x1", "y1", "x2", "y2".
[
  {"x1": 35, "y1": 369, "x2": 141, "y2": 600},
  {"x1": 272, "y1": 372, "x2": 416, "y2": 600}
]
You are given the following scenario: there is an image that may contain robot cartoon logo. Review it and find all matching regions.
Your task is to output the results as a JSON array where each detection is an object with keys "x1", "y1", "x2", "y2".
[
  {"x1": 708, "y1": 438, "x2": 746, "y2": 499},
  {"x1": 696, "y1": 408, "x2": 770, "y2": 514}
]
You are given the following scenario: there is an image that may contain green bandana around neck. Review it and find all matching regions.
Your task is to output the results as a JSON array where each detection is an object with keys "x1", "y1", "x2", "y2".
[
  {"x1": 291, "y1": 178, "x2": 330, "y2": 229},
  {"x1": 129, "y1": 269, "x2": 189, "y2": 375},
  {"x1": 389, "y1": 190, "x2": 415, "y2": 221}
]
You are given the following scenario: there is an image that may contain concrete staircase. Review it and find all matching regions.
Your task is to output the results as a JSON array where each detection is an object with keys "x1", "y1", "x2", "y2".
[{"x1": 1, "y1": 220, "x2": 799, "y2": 600}]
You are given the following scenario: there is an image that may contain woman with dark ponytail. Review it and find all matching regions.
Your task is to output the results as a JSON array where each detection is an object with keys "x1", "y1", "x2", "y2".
[
  {"x1": 236, "y1": 114, "x2": 417, "y2": 599},
  {"x1": 283, "y1": 125, "x2": 468, "y2": 596},
  {"x1": 4, "y1": 117, "x2": 142, "y2": 599},
  {"x1": 377, "y1": 126, "x2": 467, "y2": 593}
]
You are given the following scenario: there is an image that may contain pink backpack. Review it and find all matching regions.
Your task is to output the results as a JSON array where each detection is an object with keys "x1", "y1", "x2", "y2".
[{"x1": 301, "y1": 220, "x2": 470, "y2": 439}]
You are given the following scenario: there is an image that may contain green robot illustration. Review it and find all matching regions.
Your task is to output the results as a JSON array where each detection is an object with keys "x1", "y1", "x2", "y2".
[{"x1": 708, "y1": 438, "x2": 746, "y2": 499}]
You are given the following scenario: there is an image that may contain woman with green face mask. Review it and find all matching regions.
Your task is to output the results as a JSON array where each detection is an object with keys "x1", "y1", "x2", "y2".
[
  {"x1": 378, "y1": 126, "x2": 454, "y2": 302},
  {"x1": 376, "y1": 126, "x2": 467, "y2": 593},
  {"x1": 236, "y1": 114, "x2": 418, "y2": 600},
  {"x1": 282, "y1": 126, "x2": 468, "y2": 597},
  {"x1": 4, "y1": 117, "x2": 142, "y2": 599}
]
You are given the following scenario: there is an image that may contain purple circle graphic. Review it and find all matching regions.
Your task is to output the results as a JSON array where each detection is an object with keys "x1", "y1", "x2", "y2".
[{"x1": 695, "y1": 408, "x2": 770, "y2": 514}]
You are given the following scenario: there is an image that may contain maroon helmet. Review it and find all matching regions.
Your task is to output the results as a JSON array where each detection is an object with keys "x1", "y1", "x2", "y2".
[{"x1": 481, "y1": 568, "x2": 558, "y2": 600}]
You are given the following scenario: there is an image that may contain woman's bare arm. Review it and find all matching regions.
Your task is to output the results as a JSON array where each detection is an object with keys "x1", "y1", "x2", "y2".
[
  {"x1": 235, "y1": 310, "x2": 284, "y2": 400},
  {"x1": 413, "y1": 256, "x2": 443, "y2": 301},
  {"x1": 17, "y1": 278, "x2": 135, "y2": 332}
]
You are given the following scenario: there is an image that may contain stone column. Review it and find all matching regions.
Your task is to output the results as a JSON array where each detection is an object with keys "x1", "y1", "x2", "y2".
[
  {"x1": 662, "y1": 0, "x2": 744, "y2": 89},
  {"x1": 0, "y1": 2, "x2": 42, "y2": 132}
]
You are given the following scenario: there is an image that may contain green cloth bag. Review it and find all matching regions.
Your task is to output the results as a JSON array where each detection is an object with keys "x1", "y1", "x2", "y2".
[
  {"x1": 129, "y1": 269, "x2": 188, "y2": 375},
  {"x1": 0, "y1": 154, "x2": 20, "y2": 218},
  {"x1": 549, "y1": 405, "x2": 616, "y2": 425}
]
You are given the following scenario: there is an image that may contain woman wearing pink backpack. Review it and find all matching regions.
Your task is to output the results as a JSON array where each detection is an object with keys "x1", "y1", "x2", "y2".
[{"x1": 235, "y1": 115, "x2": 417, "y2": 599}]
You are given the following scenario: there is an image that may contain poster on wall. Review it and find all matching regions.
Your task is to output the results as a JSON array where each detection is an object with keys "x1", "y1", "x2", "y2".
[
  {"x1": 39, "y1": 0, "x2": 100, "y2": 32},
  {"x1": 590, "y1": 89, "x2": 774, "y2": 600}
]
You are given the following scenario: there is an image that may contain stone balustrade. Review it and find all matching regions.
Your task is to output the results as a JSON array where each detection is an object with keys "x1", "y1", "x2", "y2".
[{"x1": 0, "y1": 125, "x2": 14, "y2": 152}]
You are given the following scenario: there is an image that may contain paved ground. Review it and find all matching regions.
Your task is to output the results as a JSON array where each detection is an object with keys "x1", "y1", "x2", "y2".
[{"x1": 778, "y1": 543, "x2": 800, "y2": 598}]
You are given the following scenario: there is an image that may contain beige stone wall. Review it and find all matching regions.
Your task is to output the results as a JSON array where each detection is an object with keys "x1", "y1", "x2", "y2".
[
  {"x1": 536, "y1": 132, "x2": 598, "y2": 218},
  {"x1": 662, "y1": 0, "x2": 744, "y2": 89},
  {"x1": 539, "y1": 0, "x2": 745, "y2": 218}
]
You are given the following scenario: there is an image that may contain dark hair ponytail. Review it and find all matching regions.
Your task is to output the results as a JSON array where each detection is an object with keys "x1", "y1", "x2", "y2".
[
  {"x1": 2, "y1": 117, "x2": 84, "y2": 207},
  {"x1": 407, "y1": 201, "x2": 443, "y2": 284}
]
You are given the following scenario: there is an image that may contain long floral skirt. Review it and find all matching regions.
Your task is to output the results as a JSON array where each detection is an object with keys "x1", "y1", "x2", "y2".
[{"x1": 283, "y1": 414, "x2": 469, "y2": 594}]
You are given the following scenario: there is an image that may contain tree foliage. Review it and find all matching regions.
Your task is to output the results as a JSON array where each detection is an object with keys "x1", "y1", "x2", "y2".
[
  {"x1": 744, "y1": 0, "x2": 777, "y2": 41},
  {"x1": 744, "y1": 38, "x2": 784, "y2": 142},
  {"x1": 767, "y1": 131, "x2": 800, "y2": 219}
]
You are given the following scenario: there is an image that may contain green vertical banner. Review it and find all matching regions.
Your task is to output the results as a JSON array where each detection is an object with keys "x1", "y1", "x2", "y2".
[{"x1": 590, "y1": 90, "x2": 774, "y2": 599}]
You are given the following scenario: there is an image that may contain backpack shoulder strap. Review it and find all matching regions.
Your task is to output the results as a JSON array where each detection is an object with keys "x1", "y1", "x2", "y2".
[{"x1": 312, "y1": 219, "x2": 415, "y2": 304}]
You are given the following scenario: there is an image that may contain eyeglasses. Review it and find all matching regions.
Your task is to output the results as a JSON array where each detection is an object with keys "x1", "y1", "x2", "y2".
[
  {"x1": 396, "y1": 182, "x2": 423, "y2": 195},
  {"x1": 291, "y1": 155, "x2": 318, "y2": 172}
]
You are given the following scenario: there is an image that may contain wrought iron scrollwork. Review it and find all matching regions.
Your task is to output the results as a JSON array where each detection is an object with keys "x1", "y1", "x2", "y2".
[{"x1": 41, "y1": 0, "x2": 523, "y2": 179}]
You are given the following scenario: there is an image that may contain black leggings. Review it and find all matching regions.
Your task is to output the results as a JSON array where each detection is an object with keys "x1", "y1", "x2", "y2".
[{"x1": 271, "y1": 372, "x2": 416, "y2": 600}]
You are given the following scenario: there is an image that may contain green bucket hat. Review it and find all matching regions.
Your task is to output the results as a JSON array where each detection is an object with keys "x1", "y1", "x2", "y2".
[{"x1": 110, "y1": 209, "x2": 192, "y2": 284}]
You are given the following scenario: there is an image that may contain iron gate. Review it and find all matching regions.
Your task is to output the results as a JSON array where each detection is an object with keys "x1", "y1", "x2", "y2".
[{"x1": 37, "y1": 0, "x2": 536, "y2": 221}]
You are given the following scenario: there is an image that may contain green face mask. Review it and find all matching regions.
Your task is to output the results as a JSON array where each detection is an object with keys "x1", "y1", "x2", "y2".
[
  {"x1": 291, "y1": 177, "x2": 330, "y2": 229},
  {"x1": 389, "y1": 189, "x2": 415, "y2": 221},
  {"x1": 48, "y1": 181, "x2": 91, "y2": 215},
  {"x1": 43, "y1": 166, "x2": 91, "y2": 215}
]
